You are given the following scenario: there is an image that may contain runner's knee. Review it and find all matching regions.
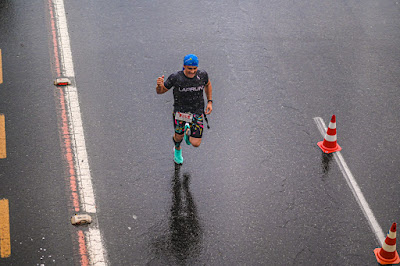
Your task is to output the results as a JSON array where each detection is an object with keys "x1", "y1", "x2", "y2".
[
  {"x1": 174, "y1": 133, "x2": 184, "y2": 141},
  {"x1": 191, "y1": 138, "x2": 201, "y2": 147}
]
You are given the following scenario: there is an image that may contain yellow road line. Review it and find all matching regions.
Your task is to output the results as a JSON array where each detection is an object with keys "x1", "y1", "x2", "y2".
[
  {"x1": 0, "y1": 114, "x2": 5, "y2": 159},
  {"x1": 0, "y1": 49, "x2": 2, "y2": 84},
  {"x1": 0, "y1": 199, "x2": 11, "y2": 258}
]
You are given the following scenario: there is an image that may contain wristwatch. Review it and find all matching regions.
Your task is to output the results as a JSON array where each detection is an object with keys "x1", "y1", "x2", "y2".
[{"x1": 208, "y1": 100, "x2": 213, "y2": 103}]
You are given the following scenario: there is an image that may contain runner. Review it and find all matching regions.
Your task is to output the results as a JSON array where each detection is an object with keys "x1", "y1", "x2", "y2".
[{"x1": 156, "y1": 54, "x2": 213, "y2": 164}]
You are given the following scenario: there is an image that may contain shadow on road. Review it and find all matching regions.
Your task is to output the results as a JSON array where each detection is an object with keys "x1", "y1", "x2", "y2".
[
  {"x1": 0, "y1": 0, "x2": 10, "y2": 10},
  {"x1": 169, "y1": 164, "x2": 203, "y2": 265},
  {"x1": 321, "y1": 153, "x2": 333, "y2": 176},
  {"x1": 150, "y1": 164, "x2": 203, "y2": 265}
]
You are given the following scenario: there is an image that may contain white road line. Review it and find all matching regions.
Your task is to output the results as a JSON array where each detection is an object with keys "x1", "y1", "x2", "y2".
[
  {"x1": 53, "y1": 0, "x2": 108, "y2": 264},
  {"x1": 314, "y1": 117, "x2": 385, "y2": 246}
]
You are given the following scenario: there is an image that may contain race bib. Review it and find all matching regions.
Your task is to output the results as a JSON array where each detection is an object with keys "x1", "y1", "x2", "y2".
[{"x1": 175, "y1": 112, "x2": 193, "y2": 123}]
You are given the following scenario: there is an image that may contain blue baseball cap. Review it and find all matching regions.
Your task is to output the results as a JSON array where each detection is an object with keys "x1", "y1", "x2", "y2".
[{"x1": 183, "y1": 54, "x2": 199, "y2": 67}]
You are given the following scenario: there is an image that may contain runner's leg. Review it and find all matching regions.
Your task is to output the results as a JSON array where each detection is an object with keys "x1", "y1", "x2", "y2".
[
  {"x1": 184, "y1": 123, "x2": 191, "y2": 146},
  {"x1": 188, "y1": 114, "x2": 204, "y2": 147},
  {"x1": 174, "y1": 133, "x2": 184, "y2": 149},
  {"x1": 173, "y1": 112, "x2": 185, "y2": 150}
]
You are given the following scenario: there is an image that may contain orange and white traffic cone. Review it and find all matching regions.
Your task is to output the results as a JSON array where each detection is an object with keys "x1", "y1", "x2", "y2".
[
  {"x1": 374, "y1": 223, "x2": 400, "y2": 265},
  {"x1": 317, "y1": 115, "x2": 342, "y2": 153}
]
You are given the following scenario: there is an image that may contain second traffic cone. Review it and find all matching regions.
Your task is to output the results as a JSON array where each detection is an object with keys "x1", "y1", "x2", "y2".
[
  {"x1": 374, "y1": 223, "x2": 400, "y2": 265},
  {"x1": 317, "y1": 115, "x2": 342, "y2": 153}
]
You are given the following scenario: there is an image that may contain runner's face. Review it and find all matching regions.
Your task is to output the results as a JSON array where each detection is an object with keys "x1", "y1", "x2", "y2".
[{"x1": 183, "y1": 66, "x2": 198, "y2": 78}]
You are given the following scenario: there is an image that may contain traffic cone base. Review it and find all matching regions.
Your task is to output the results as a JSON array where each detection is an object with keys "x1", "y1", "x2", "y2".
[
  {"x1": 374, "y1": 248, "x2": 400, "y2": 265},
  {"x1": 317, "y1": 141, "x2": 342, "y2": 154}
]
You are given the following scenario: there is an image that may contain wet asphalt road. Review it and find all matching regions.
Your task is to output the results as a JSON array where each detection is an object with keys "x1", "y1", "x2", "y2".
[
  {"x1": 0, "y1": 0, "x2": 75, "y2": 265},
  {"x1": 1, "y1": 0, "x2": 400, "y2": 265}
]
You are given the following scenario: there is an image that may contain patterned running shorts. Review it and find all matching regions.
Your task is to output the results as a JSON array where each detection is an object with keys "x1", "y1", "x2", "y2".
[{"x1": 173, "y1": 112, "x2": 204, "y2": 138}]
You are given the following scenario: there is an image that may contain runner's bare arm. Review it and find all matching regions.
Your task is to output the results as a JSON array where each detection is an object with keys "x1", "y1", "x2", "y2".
[
  {"x1": 156, "y1": 75, "x2": 168, "y2": 94},
  {"x1": 205, "y1": 80, "x2": 213, "y2": 114}
]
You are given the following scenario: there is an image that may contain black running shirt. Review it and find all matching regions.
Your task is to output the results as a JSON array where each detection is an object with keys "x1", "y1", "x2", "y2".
[{"x1": 164, "y1": 70, "x2": 209, "y2": 115}]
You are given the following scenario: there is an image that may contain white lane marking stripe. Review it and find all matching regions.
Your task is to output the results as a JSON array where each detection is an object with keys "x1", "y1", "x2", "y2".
[
  {"x1": 65, "y1": 85, "x2": 96, "y2": 212},
  {"x1": 53, "y1": 0, "x2": 108, "y2": 265},
  {"x1": 87, "y1": 228, "x2": 108, "y2": 265},
  {"x1": 314, "y1": 117, "x2": 385, "y2": 246},
  {"x1": 54, "y1": 0, "x2": 74, "y2": 76}
]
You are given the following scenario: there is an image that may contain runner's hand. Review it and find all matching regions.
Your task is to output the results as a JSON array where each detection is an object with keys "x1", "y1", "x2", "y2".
[
  {"x1": 205, "y1": 101, "x2": 212, "y2": 115},
  {"x1": 157, "y1": 75, "x2": 164, "y2": 88}
]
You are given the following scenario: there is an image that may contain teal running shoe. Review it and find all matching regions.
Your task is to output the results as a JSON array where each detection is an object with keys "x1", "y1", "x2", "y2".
[
  {"x1": 184, "y1": 123, "x2": 191, "y2": 146},
  {"x1": 173, "y1": 147, "x2": 183, "y2": 164}
]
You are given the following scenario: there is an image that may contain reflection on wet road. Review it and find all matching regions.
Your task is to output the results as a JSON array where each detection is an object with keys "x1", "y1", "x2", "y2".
[
  {"x1": 321, "y1": 153, "x2": 333, "y2": 176},
  {"x1": 151, "y1": 165, "x2": 202, "y2": 265}
]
